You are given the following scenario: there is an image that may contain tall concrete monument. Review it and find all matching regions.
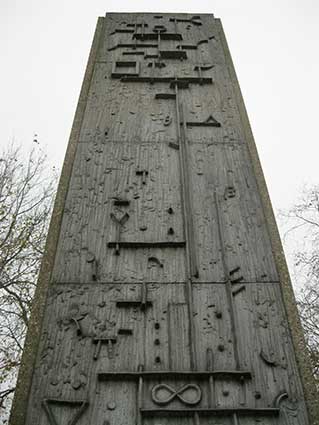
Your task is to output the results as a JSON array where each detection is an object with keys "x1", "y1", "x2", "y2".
[{"x1": 10, "y1": 13, "x2": 318, "y2": 425}]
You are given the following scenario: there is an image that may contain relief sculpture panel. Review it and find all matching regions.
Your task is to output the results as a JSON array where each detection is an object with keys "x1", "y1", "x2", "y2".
[
  {"x1": 26, "y1": 283, "x2": 308, "y2": 424},
  {"x1": 23, "y1": 12, "x2": 310, "y2": 425}
]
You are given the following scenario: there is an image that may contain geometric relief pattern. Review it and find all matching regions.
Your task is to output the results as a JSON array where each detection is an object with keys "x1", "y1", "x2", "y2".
[
  {"x1": 42, "y1": 399, "x2": 89, "y2": 425},
  {"x1": 24, "y1": 12, "x2": 309, "y2": 425}
]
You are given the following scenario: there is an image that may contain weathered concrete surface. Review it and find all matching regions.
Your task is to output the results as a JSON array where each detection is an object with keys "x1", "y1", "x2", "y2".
[
  {"x1": 8, "y1": 16, "x2": 105, "y2": 425},
  {"x1": 9, "y1": 13, "x2": 318, "y2": 425},
  {"x1": 216, "y1": 19, "x2": 319, "y2": 425}
]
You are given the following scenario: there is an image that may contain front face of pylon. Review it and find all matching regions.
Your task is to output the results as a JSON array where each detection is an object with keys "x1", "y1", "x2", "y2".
[{"x1": 22, "y1": 13, "x2": 309, "y2": 425}]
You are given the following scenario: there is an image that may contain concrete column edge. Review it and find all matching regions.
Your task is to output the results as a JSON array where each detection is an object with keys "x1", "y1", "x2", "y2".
[
  {"x1": 8, "y1": 16, "x2": 106, "y2": 425},
  {"x1": 215, "y1": 18, "x2": 319, "y2": 425}
]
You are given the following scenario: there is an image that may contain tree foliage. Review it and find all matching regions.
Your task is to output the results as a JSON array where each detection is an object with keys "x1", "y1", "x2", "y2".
[
  {"x1": 0, "y1": 143, "x2": 56, "y2": 420},
  {"x1": 282, "y1": 185, "x2": 319, "y2": 379}
]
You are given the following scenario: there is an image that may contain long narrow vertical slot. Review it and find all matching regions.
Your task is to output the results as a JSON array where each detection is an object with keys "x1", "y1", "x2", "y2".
[
  {"x1": 214, "y1": 190, "x2": 241, "y2": 425},
  {"x1": 136, "y1": 364, "x2": 144, "y2": 425},
  {"x1": 206, "y1": 348, "x2": 216, "y2": 407},
  {"x1": 214, "y1": 190, "x2": 240, "y2": 370},
  {"x1": 179, "y1": 101, "x2": 199, "y2": 279},
  {"x1": 174, "y1": 83, "x2": 197, "y2": 371}
]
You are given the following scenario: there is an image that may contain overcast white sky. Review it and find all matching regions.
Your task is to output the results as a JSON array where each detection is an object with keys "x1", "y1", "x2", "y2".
[{"x1": 1, "y1": 0, "x2": 319, "y2": 213}]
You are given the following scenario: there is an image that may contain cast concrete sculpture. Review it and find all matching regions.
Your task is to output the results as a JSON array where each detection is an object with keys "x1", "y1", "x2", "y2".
[{"x1": 9, "y1": 12, "x2": 318, "y2": 425}]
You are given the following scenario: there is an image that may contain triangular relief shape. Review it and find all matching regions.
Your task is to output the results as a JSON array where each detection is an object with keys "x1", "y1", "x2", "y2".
[
  {"x1": 205, "y1": 114, "x2": 221, "y2": 126},
  {"x1": 42, "y1": 399, "x2": 89, "y2": 425}
]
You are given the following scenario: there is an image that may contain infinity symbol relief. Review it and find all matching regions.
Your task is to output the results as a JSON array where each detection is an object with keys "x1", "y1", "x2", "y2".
[{"x1": 151, "y1": 383, "x2": 202, "y2": 406}]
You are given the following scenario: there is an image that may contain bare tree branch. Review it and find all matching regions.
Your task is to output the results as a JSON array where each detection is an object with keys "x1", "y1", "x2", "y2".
[
  {"x1": 281, "y1": 184, "x2": 319, "y2": 382},
  {"x1": 0, "y1": 142, "x2": 57, "y2": 420}
]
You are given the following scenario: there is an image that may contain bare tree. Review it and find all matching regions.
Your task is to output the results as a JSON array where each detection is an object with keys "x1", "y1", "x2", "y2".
[
  {"x1": 281, "y1": 185, "x2": 319, "y2": 379},
  {"x1": 0, "y1": 143, "x2": 57, "y2": 420}
]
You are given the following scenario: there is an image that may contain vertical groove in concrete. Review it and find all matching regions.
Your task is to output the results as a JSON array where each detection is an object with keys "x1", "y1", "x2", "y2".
[
  {"x1": 8, "y1": 17, "x2": 105, "y2": 425},
  {"x1": 216, "y1": 18, "x2": 319, "y2": 425}
]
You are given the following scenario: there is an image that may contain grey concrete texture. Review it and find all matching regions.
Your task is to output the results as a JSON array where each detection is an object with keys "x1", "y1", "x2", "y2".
[
  {"x1": 8, "y1": 14, "x2": 318, "y2": 425},
  {"x1": 215, "y1": 19, "x2": 319, "y2": 425},
  {"x1": 8, "y1": 16, "x2": 106, "y2": 425}
]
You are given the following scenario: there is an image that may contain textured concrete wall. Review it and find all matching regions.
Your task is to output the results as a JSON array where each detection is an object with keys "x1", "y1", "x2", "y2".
[
  {"x1": 8, "y1": 16, "x2": 105, "y2": 425},
  {"x1": 215, "y1": 19, "x2": 319, "y2": 425},
  {"x1": 9, "y1": 14, "x2": 318, "y2": 425}
]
